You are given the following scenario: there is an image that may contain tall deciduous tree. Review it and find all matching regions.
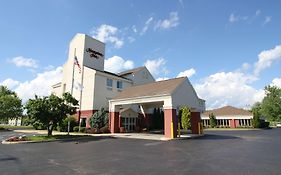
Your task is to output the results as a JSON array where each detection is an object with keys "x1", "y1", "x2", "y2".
[
  {"x1": 0, "y1": 86, "x2": 22, "y2": 122},
  {"x1": 260, "y1": 86, "x2": 281, "y2": 122},
  {"x1": 25, "y1": 93, "x2": 78, "y2": 136},
  {"x1": 181, "y1": 106, "x2": 191, "y2": 130}
]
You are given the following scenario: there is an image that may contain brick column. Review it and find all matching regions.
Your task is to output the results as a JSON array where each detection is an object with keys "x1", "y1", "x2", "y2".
[
  {"x1": 230, "y1": 119, "x2": 235, "y2": 128},
  {"x1": 110, "y1": 112, "x2": 120, "y2": 133},
  {"x1": 235, "y1": 119, "x2": 240, "y2": 127},
  {"x1": 164, "y1": 109, "x2": 177, "y2": 139},
  {"x1": 191, "y1": 112, "x2": 201, "y2": 134}
]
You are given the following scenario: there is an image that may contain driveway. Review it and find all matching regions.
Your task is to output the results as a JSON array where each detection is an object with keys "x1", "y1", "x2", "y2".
[{"x1": 0, "y1": 128, "x2": 281, "y2": 175}]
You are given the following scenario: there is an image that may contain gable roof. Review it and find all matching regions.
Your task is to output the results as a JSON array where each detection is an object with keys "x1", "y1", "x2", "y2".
[
  {"x1": 117, "y1": 66, "x2": 146, "y2": 76},
  {"x1": 112, "y1": 77, "x2": 186, "y2": 100},
  {"x1": 202, "y1": 106, "x2": 252, "y2": 116}
]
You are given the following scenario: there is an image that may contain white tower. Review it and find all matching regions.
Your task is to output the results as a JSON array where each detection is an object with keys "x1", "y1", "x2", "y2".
[{"x1": 61, "y1": 33, "x2": 105, "y2": 95}]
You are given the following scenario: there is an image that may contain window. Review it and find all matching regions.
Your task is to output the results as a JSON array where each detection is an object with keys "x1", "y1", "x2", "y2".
[
  {"x1": 63, "y1": 84, "x2": 66, "y2": 93},
  {"x1": 107, "y1": 78, "x2": 113, "y2": 90},
  {"x1": 117, "y1": 81, "x2": 123, "y2": 90}
]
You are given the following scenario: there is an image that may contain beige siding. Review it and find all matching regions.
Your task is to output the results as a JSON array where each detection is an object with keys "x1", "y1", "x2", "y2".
[
  {"x1": 93, "y1": 72, "x2": 133, "y2": 110},
  {"x1": 171, "y1": 79, "x2": 201, "y2": 112},
  {"x1": 122, "y1": 68, "x2": 155, "y2": 85}
]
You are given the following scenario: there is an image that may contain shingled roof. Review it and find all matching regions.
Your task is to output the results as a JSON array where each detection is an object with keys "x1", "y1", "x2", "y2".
[
  {"x1": 202, "y1": 106, "x2": 252, "y2": 116},
  {"x1": 112, "y1": 77, "x2": 186, "y2": 100}
]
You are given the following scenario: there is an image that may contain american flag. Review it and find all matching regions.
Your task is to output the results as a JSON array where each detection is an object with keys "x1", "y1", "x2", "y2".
[{"x1": 74, "y1": 56, "x2": 81, "y2": 73}]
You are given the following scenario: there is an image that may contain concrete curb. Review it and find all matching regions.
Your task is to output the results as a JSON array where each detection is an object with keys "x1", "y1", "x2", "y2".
[
  {"x1": 1, "y1": 136, "x2": 100, "y2": 145},
  {"x1": 174, "y1": 134, "x2": 205, "y2": 140}
]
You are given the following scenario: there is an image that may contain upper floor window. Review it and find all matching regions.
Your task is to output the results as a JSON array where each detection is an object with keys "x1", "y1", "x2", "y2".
[
  {"x1": 107, "y1": 78, "x2": 113, "y2": 90},
  {"x1": 117, "y1": 81, "x2": 123, "y2": 90}
]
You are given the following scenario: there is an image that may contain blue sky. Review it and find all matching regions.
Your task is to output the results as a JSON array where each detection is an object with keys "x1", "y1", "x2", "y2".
[{"x1": 1, "y1": 0, "x2": 281, "y2": 109}]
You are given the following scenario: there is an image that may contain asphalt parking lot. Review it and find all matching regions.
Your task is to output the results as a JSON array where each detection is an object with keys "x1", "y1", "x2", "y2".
[{"x1": 1, "y1": 128, "x2": 281, "y2": 175}]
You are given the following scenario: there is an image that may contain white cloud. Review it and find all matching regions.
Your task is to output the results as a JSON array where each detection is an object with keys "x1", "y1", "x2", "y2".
[
  {"x1": 254, "y1": 44, "x2": 281, "y2": 75},
  {"x1": 263, "y1": 16, "x2": 272, "y2": 25},
  {"x1": 104, "y1": 56, "x2": 134, "y2": 73},
  {"x1": 229, "y1": 13, "x2": 238, "y2": 23},
  {"x1": 272, "y1": 77, "x2": 281, "y2": 88},
  {"x1": 128, "y1": 36, "x2": 135, "y2": 43},
  {"x1": 229, "y1": 13, "x2": 248, "y2": 23},
  {"x1": 132, "y1": 25, "x2": 137, "y2": 33},
  {"x1": 8, "y1": 56, "x2": 38, "y2": 68},
  {"x1": 255, "y1": 9, "x2": 261, "y2": 16},
  {"x1": 156, "y1": 77, "x2": 169, "y2": 81},
  {"x1": 91, "y1": 24, "x2": 124, "y2": 49},
  {"x1": 144, "y1": 58, "x2": 169, "y2": 77},
  {"x1": 155, "y1": 12, "x2": 179, "y2": 29},
  {"x1": 0, "y1": 67, "x2": 63, "y2": 102},
  {"x1": 194, "y1": 71, "x2": 265, "y2": 109},
  {"x1": 140, "y1": 17, "x2": 154, "y2": 35},
  {"x1": 177, "y1": 68, "x2": 196, "y2": 78},
  {"x1": 0, "y1": 78, "x2": 20, "y2": 89},
  {"x1": 178, "y1": 0, "x2": 184, "y2": 7}
]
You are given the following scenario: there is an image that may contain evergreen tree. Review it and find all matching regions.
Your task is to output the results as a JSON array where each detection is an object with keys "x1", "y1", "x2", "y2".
[
  {"x1": 90, "y1": 107, "x2": 108, "y2": 129},
  {"x1": 181, "y1": 106, "x2": 191, "y2": 130},
  {"x1": 209, "y1": 113, "x2": 217, "y2": 128}
]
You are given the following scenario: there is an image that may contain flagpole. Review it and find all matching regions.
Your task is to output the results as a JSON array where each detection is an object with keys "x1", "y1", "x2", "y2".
[
  {"x1": 71, "y1": 48, "x2": 76, "y2": 96},
  {"x1": 78, "y1": 65, "x2": 84, "y2": 132},
  {"x1": 69, "y1": 48, "x2": 76, "y2": 135}
]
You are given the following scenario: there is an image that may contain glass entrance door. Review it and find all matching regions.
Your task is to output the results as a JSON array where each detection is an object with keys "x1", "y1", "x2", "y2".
[{"x1": 121, "y1": 117, "x2": 137, "y2": 132}]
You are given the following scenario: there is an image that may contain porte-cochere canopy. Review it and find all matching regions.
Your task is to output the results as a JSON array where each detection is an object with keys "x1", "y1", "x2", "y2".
[{"x1": 108, "y1": 77, "x2": 205, "y2": 139}]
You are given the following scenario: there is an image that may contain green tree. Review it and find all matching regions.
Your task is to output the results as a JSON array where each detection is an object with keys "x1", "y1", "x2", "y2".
[
  {"x1": 0, "y1": 86, "x2": 23, "y2": 123},
  {"x1": 25, "y1": 93, "x2": 78, "y2": 136},
  {"x1": 209, "y1": 113, "x2": 217, "y2": 128},
  {"x1": 260, "y1": 86, "x2": 281, "y2": 122},
  {"x1": 89, "y1": 107, "x2": 108, "y2": 129},
  {"x1": 181, "y1": 106, "x2": 191, "y2": 130},
  {"x1": 251, "y1": 102, "x2": 262, "y2": 128}
]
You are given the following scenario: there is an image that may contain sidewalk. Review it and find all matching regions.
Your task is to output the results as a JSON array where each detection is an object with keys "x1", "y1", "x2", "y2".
[{"x1": 13, "y1": 129, "x2": 202, "y2": 141}]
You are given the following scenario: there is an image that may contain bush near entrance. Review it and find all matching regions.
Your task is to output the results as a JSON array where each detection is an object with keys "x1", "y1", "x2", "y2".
[
  {"x1": 209, "y1": 113, "x2": 217, "y2": 128},
  {"x1": 89, "y1": 108, "x2": 109, "y2": 133},
  {"x1": 180, "y1": 106, "x2": 191, "y2": 130}
]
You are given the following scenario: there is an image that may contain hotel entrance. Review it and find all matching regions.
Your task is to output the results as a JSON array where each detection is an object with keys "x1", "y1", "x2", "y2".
[{"x1": 121, "y1": 117, "x2": 137, "y2": 132}]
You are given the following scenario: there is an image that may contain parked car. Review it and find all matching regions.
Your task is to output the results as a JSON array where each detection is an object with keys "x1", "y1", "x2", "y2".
[{"x1": 276, "y1": 123, "x2": 281, "y2": 128}]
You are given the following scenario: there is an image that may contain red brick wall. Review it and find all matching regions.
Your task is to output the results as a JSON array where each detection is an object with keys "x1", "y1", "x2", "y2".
[
  {"x1": 75, "y1": 110, "x2": 97, "y2": 128},
  {"x1": 164, "y1": 109, "x2": 177, "y2": 138},
  {"x1": 110, "y1": 112, "x2": 120, "y2": 133},
  {"x1": 230, "y1": 119, "x2": 236, "y2": 128},
  {"x1": 235, "y1": 119, "x2": 240, "y2": 127},
  {"x1": 191, "y1": 112, "x2": 201, "y2": 134}
]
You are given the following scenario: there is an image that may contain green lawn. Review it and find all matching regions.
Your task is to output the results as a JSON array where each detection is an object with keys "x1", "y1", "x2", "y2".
[
  {"x1": 0, "y1": 125, "x2": 33, "y2": 129},
  {"x1": 26, "y1": 135, "x2": 90, "y2": 141}
]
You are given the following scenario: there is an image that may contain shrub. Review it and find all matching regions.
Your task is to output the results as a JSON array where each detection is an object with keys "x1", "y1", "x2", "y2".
[
  {"x1": 73, "y1": 126, "x2": 79, "y2": 132},
  {"x1": 86, "y1": 128, "x2": 99, "y2": 134},
  {"x1": 79, "y1": 127, "x2": 86, "y2": 133},
  {"x1": 89, "y1": 108, "x2": 108, "y2": 129},
  {"x1": 100, "y1": 126, "x2": 110, "y2": 133},
  {"x1": 180, "y1": 106, "x2": 191, "y2": 130},
  {"x1": 32, "y1": 121, "x2": 45, "y2": 130},
  {"x1": 209, "y1": 113, "x2": 217, "y2": 128},
  {"x1": 260, "y1": 121, "x2": 270, "y2": 128},
  {"x1": 73, "y1": 126, "x2": 86, "y2": 133},
  {"x1": 57, "y1": 116, "x2": 77, "y2": 132}
]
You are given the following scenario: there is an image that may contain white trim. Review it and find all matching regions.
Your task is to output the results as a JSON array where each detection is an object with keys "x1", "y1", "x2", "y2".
[{"x1": 201, "y1": 115, "x2": 253, "y2": 120}]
